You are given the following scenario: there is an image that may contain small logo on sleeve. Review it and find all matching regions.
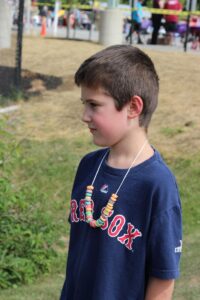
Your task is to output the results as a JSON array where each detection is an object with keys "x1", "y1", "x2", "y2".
[{"x1": 175, "y1": 240, "x2": 182, "y2": 253}]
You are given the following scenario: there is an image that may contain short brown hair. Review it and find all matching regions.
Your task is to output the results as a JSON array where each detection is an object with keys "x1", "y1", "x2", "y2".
[{"x1": 75, "y1": 45, "x2": 159, "y2": 129}]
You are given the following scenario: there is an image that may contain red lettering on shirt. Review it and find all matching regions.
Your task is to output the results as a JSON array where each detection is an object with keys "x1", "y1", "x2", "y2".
[
  {"x1": 108, "y1": 215, "x2": 125, "y2": 237},
  {"x1": 70, "y1": 198, "x2": 143, "y2": 252},
  {"x1": 70, "y1": 199, "x2": 79, "y2": 222},
  {"x1": 79, "y1": 199, "x2": 86, "y2": 221},
  {"x1": 117, "y1": 222, "x2": 142, "y2": 250},
  {"x1": 79, "y1": 199, "x2": 94, "y2": 221}
]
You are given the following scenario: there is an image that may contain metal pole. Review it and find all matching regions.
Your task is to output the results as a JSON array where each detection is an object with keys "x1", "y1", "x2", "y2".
[
  {"x1": 130, "y1": 0, "x2": 134, "y2": 44},
  {"x1": 66, "y1": 0, "x2": 72, "y2": 39},
  {"x1": 184, "y1": 0, "x2": 193, "y2": 52},
  {"x1": 88, "y1": 1, "x2": 94, "y2": 41},
  {"x1": 53, "y1": 1, "x2": 60, "y2": 37},
  {"x1": 25, "y1": 0, "x2": 31, "y2": 35},
  {"x1": 15, "y1": 0, "x2": 25, "y2": 88},
  {"x1": 66, "y1": 8, "x2": 70, "y2": 38}
]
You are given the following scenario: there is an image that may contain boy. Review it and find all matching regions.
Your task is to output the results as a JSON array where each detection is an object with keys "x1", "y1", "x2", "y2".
[{"x1": 60, "y1": 45, "x2": 182, "y2": 300}]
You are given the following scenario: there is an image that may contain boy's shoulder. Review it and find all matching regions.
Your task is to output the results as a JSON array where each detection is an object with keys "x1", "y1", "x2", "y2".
[
  {"x1": 149, "y1": 150, "x2": 174, "y2": 175},
  {"x1": 139, "y1": 149, "x2": 177, "y2": 189},
  {"x1": 141, "y1": 150, "x2": 181, "y2": 213},
  {"x1": 149, "y1": 151, "x2": 181, "y2": 208}
]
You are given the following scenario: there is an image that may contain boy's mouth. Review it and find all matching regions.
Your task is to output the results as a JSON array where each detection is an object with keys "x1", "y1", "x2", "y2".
[{"x1": 89, "y1": 127, "x2": 97, "y2": 134}]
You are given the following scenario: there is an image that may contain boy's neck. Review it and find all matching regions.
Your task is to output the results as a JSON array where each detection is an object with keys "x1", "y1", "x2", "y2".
[{"x1": 107, "y1": 130, "x2": 154, "y2": 169}]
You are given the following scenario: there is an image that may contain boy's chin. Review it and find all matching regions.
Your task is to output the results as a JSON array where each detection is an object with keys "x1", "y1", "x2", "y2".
[{"x1": 93, "y1": 139, "x2": 109, "y2": 148}]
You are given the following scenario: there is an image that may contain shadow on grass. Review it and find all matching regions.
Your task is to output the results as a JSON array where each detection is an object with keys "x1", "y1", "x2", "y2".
[{"x1": 0, "y1": 66, "x2": 63, "y2": 105}]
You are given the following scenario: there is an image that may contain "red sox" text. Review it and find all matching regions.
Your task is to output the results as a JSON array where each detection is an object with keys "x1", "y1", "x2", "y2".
[{"x1": 70, "y1": 199, "x2": 142, "y2": 251}]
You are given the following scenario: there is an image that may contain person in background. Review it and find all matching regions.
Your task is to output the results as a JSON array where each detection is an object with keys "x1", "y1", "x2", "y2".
[
  {"x1": 74, "y1": 8, "x2": 81, "y2": 29},
  {"x1": 151, "y1": 0, "x2": 165, "y2": 44},
  {"x1": 126, "y1": 0, "x2": 144, "y2": 44},
  {"x1": 164, "y1": 0, "x2": 182, "y2": 44},
  {"x1": 81, "y1": 11, "x2": 91, "y2": 30}
]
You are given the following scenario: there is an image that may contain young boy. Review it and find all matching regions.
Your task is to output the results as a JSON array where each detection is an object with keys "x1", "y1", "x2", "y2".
[{"x1": 60, "y1": 45, "x2": 182, "y2": 300}]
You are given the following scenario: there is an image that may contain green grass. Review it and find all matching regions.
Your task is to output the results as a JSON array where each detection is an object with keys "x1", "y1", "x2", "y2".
[
  {"x1": 171, "y1": 156, "x2": 200, "y2": 234},
  {"x1": 0, "y1": 124, "x2": 91, "y2": 289},
  {"x1": 0, "y1": 254, "x2": 66, "y2": 300},
  {"x1": 0, "y1": 87, "x2": 25, "y2": 106},
  {"x1": 0, "y1": 133, "x2": 199, "y2": 299},
  {"x1": 0, "y1": 273, "x2": 64, "y2": 300},
  {"x1": 161, "y1": 127, "x2": 184, "y2": 138},
  {"x1": 166, "y1": 155, "x2": 200, "y2": 299}
]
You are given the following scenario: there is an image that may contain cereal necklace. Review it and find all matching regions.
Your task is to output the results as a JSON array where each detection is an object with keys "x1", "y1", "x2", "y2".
[{"x1": 84, "y1": 140, "x2": 148, "y2": 228}]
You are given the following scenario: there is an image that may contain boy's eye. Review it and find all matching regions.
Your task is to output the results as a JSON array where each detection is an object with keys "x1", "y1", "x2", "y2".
[
  {"x1": 89, "y1": 102, "x2": 98, "y2": 107},
  {"x1": 81, "y1": 99, "x2": 101, "y2": 109},
  {"x1": 81, "y1": 100, "x2": 97, "y2": 106}
]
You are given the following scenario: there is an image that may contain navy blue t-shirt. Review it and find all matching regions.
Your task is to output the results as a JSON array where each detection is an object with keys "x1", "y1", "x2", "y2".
[{"x1": 60, "y1": 149, "x2": 182, "y2": 300}]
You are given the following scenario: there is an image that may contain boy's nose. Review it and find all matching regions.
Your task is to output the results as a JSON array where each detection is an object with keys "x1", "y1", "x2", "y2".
[{"x1": 81, "y1": 107, "x2": 91, "y2": 123}]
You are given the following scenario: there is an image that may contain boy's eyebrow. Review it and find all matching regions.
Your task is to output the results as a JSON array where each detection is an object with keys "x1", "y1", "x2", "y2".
[{"x1": 80, "y1": 97, "x2": 99, "y2": 103}]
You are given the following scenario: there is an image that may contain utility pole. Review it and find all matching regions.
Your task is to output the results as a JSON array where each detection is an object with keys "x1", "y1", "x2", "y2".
[
  {"x1": 184, "y1": 0, "x2": 193, "y2": 52},
  {"x1": 25, "y1": 0, "x2": 31, "y2": 35},
  {"x1": 15, "y1": 0, "x2": 25, "y2": 88},
  {"x1": 53, "y1": 1, "x2": 61, "y2": 37}
]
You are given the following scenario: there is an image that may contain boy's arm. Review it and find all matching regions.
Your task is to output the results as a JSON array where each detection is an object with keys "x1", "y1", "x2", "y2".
[{"x1": 145, "y1": 277, "x2": 175, "y2": 300}]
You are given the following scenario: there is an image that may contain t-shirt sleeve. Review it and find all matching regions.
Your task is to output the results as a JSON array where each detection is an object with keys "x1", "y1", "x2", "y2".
[{"x1": 147, "y1": 204, "x2": 182, "y2": 279}]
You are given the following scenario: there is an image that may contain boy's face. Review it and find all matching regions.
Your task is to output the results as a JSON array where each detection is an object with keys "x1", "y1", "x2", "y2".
[{"x1": 81, "y1": 85, "x2": 131, "y2": 147}]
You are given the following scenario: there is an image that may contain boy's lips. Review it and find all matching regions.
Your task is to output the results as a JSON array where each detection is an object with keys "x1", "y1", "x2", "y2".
[{"x1": 89, "y1": 127, "x2": 96, "y2": 133}]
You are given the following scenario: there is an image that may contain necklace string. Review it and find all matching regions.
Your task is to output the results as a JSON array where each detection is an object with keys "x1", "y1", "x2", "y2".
[
  {"x1": 91, "y1": 140, "x2": 148, "y2": 195},
  {"x1": 84, "y1": 140, "x2": 148, "y2": 228},
  {"x1": 115, "y1": 140, "x2": 148, "y2": 194},
  {"x1": 91, "y1": 151, "x2": 108, "y2": 186}
]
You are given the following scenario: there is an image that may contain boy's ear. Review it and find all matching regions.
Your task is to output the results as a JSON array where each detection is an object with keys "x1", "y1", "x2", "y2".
[{"x1": 127, "y1": 96, "x2": 143, "y2": 119}]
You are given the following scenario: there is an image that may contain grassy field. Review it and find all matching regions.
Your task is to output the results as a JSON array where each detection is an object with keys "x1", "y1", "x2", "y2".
[{"x1": 0, "y1": 37, "x2": 200, "y2": 299}]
